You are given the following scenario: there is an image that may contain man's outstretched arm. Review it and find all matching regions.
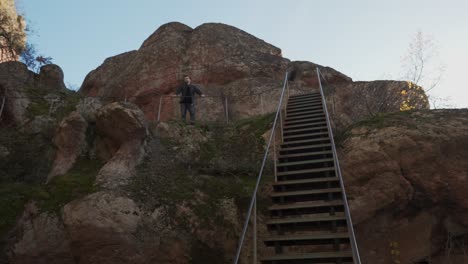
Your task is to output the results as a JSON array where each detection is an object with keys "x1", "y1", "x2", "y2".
[{"x1": 194, "y1": 86, "x2": 205, "y2": 97}]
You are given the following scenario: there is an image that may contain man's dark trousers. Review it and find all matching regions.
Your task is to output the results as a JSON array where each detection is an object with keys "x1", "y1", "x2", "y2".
[{"x1": 181, "y1": 103, "x2": 195, "y2": 123}]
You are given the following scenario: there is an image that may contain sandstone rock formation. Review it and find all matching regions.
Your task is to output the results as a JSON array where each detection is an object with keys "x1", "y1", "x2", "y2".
[
  {"x1": 7, "y1": 202, "x2": 74, "y2": 264},
  {"x1": 1, "y1": 21, "x2": 457, "y2": 264},
  {"x1": 48, "y1": 111, "x2": 88, "y2": 181},
  {"x1": 79, "y1": 22, "x2": 351, "y2": 122},
  {"x1": 0, "y1": 62, "x2": 69, "y2": 126},
  {"x1": 341, "y1": 109, "x2": 468, "y2": 263},
  {"x1": 79, "y1": 22, "x2": 429, "y2": 125},
  {"x1": 95, "y1": 102, "x2": 148, "y2": 188}
]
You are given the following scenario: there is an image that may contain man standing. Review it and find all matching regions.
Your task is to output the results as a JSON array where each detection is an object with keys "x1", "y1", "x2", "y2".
[{"x1": 175, "y1": 75, "x2": 205, "y2": 124}]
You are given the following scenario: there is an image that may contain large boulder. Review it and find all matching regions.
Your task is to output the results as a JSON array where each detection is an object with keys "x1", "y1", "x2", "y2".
[
  {"x1": 48, "y1": 111, "x2": 88, "y2": 181},
  {"x1": 7, "y1": 202, "x2": 74, "y2": 264},
  {"x1": 0, "y1": 62, "x2": 69, "y2": 126},
  {"x1": 62, "y1": 191, "x2": 142, "y2": 264},
  {"x1": 341, "y1": 109, "x2": 468, "y2": 263},
  {"x1": 79, "y1": 22, "x2": 349, "y2": 121},
  {"x1": 36, "y1": 64, "x2": 67, "y2": 91},
  {"x1": 0, "y1": 62, "x2": 35, "y2": 125},
  {"x1": 95, "y1": 102, "x2": 148, "y2": 188}
]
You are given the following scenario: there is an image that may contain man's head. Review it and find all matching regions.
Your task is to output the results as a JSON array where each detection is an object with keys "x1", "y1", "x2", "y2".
[{"x1": 183, "y1": 75, "x2": 191, "y2": 85}]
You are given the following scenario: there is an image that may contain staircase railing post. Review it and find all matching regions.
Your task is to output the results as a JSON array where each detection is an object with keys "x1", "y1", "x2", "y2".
[
  {"x1": 316, "y1": 67, "x2": 361, "y2": 264},
  {"x1": 225, "y1": 96, "x2": 229, "y2": 123},
  {"x1": 253, "y1": 196, "x2": 257, "y2": 264},
  {"x1": 260, "y1": 93, "x2": 264, "y2": 114},
  {"x1": 273, "y1": 129, "x2": 277, "y2": 183},
  {"x1": 157, "y1": 95, "x2": 163, "y2": 122},
  {"x1": 0, "y1": 96, "x2": 5, "y2": 120},
  {"x1": 233, "y1": 72, "x2": 288, "y2": 264}
]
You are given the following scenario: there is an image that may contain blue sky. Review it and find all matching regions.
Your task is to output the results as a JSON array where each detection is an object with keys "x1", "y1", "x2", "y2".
[{"x1": 17, "y1": 0, "x2": 468, "y2": 108}]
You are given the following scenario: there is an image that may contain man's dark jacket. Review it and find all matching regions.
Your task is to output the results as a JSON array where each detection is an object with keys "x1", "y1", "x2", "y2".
[{"x1": 176, "y1": 84, "x2": 202, "y2": 104}]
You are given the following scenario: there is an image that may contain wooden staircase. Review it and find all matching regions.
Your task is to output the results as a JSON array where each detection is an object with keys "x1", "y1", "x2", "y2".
[{"x1": 261, "y1": 93, "x2": 355, "y2": 264}]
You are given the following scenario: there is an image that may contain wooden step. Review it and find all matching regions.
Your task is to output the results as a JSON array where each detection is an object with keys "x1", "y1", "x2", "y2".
[
  {"x1": 271, "y1": 188, "x2": 341, "y2": 198},
  {"x1": 279, "y1": 150, "x2": 332, "y2": 159},
  {"x1": 277, "y1": 167, "x2": 335, "y2": 177},
  {"x1": 284, "y1": 121, "x2": 327, "y2": 130},
  {"x1": 288, "y1": 100, "x2": 322, "y2": 107},
  {"x1": 283, "y1": 132, "x2": 329, "y2": 140},
  {"x1": 261, "y1": 251, "x2": 353, "y2": 262},
  {"x1": 283, "y1": 137, "x2": 330, "y2": 145},
  {"x1": 280, "y1": 143, "x2": 332, "y2": 152},
  {"x1": 264, "y1": 231, "x2": 350, "y2": 245},
  {"x1": 283, "y1": 116, "x2": 327, "y2": 126},
  {"x1": 286, "y1": 111, "x2": 325, "y2": 119},
  {"x1": 288, "y1": 101, "x2": 323, "y2": 108},
  {"x1": 269, "y1": 199, "x2": 343, "y2": 211},
  {"x1": 283, "y1": 118, "x2": 327, "y2": 129},
  {"x1": 283, "y1": 126, "x2": 328, "y2": 134},
  {"x1": 267, "y1": 214, "x2": 346, "y2": 225},
  {"x1": 284, "y1": 112, "x2": 326, "y2": 122},
  {"x1": 283, "y1": 120, "x2": 328, "y2": 131},
  {"x1": 277, "y1": 158, "x2": 334, "y2": 167},
  {"x1": 288, "y1": 93, "x2": 321, "y2": 99},
  {"x1": 287, "y1": 105, "x2": 323, "y2": 112}
]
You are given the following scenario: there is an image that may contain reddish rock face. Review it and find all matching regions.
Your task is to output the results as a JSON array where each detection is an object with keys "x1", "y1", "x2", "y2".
[
  {"x1": 340, "y1": 109, "x2": 468, "y2": 263},
  {"x1": 48, "y1": 111, "x2": 88, "y2": 182},
  {"x1": 79, "y1": 22, "x2": 350, "y2": 122}
]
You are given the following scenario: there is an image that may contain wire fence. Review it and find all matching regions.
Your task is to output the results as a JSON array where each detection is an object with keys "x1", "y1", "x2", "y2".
[{"x1": 0, "y1": 82, "x2": 314, "y2": 125}]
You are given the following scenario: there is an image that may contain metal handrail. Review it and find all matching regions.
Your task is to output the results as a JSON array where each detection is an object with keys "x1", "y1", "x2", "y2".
[
  {"x1": 233, "y1": 72, "x2": 289, "y2": 264},
  {"x1": 316, "y1": 68, "x2": 361, "y2": 264}
]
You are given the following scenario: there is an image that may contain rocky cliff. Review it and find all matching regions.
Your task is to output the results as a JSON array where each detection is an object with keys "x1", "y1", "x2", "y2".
[
  {"x1": 1, "y1": 21, "x2": 463, "y2": 264},
  {"x1": 79, "y1": 22, "x2": 427, "y2": 123}
]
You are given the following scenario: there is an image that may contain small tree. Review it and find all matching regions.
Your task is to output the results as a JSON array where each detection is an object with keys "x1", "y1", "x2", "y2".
[
  {"x1": 401, "y1": 30, "x2": 449, "y2": 108},
  {"x1": 20, "y1": 42, "x2": 53, "y2": 72}
]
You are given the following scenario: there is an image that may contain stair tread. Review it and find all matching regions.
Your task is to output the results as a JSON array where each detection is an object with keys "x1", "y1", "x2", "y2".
[
  {"x1": 283, "y1": 137, "x2": 330, "y2": 145},
  {"x1": 288, "y1": 101, "x2": 323, "y2": 108},
  {"x1": 267, "y1": 214, "x2": 346, "y2": 225},
  {"x1": 277, "y1": 167, "x2": 335, "y2": 176},
  {"x1": 283, "y1": 126, "x2": 328, "y2": 134},
  {"x1": 287, "y1": 106, "x2": 323, "y2": 112},
  {"x1": 284, "y1": 117, "x2": 326, "y2": 123},
  {"x1": 277, "y1": 158, "x2": 334, "y2": 167},
  {"x1": 284, "y1": 116, "x2": 327, "y2": 128},
  {"x1": 283, "y1": 123, "x2": 328, "y2": 132},
  {"x1": 280, "y1": 143, "x2": 332, "y2": 152},
  {"x1": 271, "y1": 188, "x2": 341, "y2": 197},
  {"x1": 265, "y1": 232, "x2": 350, "y2": 242},
  {"x1": 279, "y1": 150, "x2": 333, "y2": 158},
  {"x1": 283, "y1": 131, "x2": 329, "y2": 140},
  {"x1": 286, "y1": 112, "x2": 325, "y2": 119},
  {"x1": 261, "y1": 251, "x2": 352, "y2": 261},
  {"x1": 284, "y1": 122, "x2": 327, "y2": 129},
  {"x1": 274, "y1": 177, "x2": 339, "y2": 186},
  {"x1": 269, "y1": 199, "x2": 343, "y2": 211},
  {"x1": 288, "y1": 94, "x2": 321, "y2": 100}
]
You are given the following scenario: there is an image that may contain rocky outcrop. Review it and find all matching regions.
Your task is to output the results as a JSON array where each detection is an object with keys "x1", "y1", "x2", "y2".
[
  {"x1": 8, "y1": 202, "x2": 74, "y2": 264},
  {"x1": 48, "y1": 111, "x2": 88, "y2": 181},
  {"x1": 62, "y1": 192, "x2": 142, "y2": 264},
  {"x1": 0, "y1": 62, "x2": 35, "y2": 125},
  {"x1": 79, "y1": 22, "x2": 350, "y2": 121},
  {"x1": 341, "y1": 109, "x2": 468, "y2": 263},
  {"x1": 0, "y1": 62, "x2": 69, "y2": 126},
  {"x1": 95, "y1": 102, "x2": 147, "y2": 188},
  {"x1": 36, "y1": 64, "x2": 67, "y2": 91}
]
